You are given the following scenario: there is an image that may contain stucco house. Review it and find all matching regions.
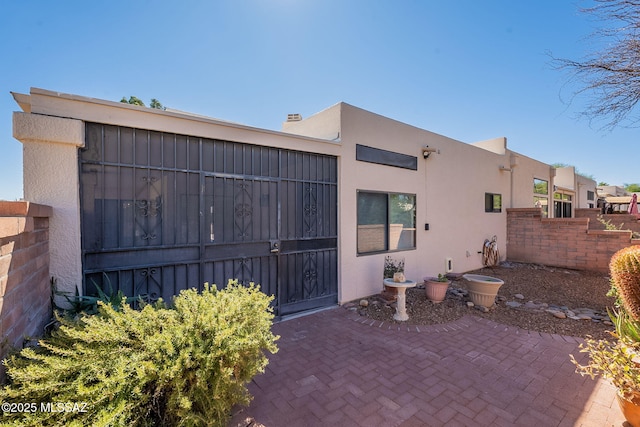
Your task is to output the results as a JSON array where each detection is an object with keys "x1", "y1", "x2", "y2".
[{"x1": 10, "y1": 87, "x2": 595, "y2": 317}]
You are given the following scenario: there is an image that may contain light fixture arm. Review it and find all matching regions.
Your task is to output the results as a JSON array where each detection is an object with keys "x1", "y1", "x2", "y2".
[{"x1": 422, "y1": 146, "x2": 438, "y2": 159}]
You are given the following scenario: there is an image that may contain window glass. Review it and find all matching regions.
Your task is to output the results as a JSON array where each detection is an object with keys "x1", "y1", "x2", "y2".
[
  {"x1": 533, "y1": 179, "x2": 548, "y2": 195},
  {"x1": 389, "y1": 194, "x2": 416, "y2": 250},
  {"x1": 553, "y1": 191, "x2": 573, "y2": 218},
  {"x1": 357, "y1": 192, "x2": 387, "y2": 253},
  {"x1": 533, "y1": 179, "x2": 549, "y2": 217},
  {"x1": 357, "y1": 191, "x2": 416, "y2": 254},
  {"x1": 485, "y1": 193, "x2": 502, "y2": 213}
]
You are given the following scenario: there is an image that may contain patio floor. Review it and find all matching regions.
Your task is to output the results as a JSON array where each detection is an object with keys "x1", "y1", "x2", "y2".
[{"x1": 229, "y1": 307, "x2": 626, "y2": 426}]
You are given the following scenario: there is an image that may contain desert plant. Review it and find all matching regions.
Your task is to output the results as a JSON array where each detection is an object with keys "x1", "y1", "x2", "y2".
[
  {"x1": 0, "y1": 280, "x2": 279, "y2": 426},
  {"x1": 52, "y1": 275, "x2": 142, "y2": 317},
  {"x1": 609, "y1": 246, "x2": 640, "y2": 322},
  {"x1": 572, "y1": 309, "x2": 640, "y2": 400},
  {"x1": 597, "y1": 214, "x2": 624, "y2": 231},
  {"x1": 572, "y1": 245, "x2": 640, "y2": 409}
]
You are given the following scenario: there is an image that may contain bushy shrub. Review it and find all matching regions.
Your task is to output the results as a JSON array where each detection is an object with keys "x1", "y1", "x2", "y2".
[{"x1": 0, "y1": 281, "x2": 279, "y2": 427}]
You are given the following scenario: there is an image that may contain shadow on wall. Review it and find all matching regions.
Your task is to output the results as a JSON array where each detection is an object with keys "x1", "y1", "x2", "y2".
[{"x1": 0, "y1": 201, "x2": 52, "y2": 382}]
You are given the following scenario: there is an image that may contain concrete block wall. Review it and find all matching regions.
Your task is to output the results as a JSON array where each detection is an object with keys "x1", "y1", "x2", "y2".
[
  {"x1": 507, "y1": 208, "x2": 640, "y2": 272},
  {"x1": 575, "y1": 208, "x2": 640, "y2": 233},
  {"x1": 0, "y1": 201, "x2": 52, "y2": 379}
]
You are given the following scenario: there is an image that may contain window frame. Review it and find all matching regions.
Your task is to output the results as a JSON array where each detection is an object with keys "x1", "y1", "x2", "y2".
[
  {"x1": 356, "y1": 190, "x2": 416, "y2": 255},
  {"x1": 533, "y1": 178, "x2": 549, "y2": 217},
  {"x1": 553, "y1": 191, "x2": 573, "y2": 218}
]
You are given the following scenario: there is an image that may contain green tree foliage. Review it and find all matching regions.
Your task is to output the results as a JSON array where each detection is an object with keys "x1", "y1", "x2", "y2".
[
  {"x1": 625, "y1": 183, "x2": 640, "y2": 192},
  {"x1": 120, "y1": 96, "x2": 145, "y2": 106},
  {"x1": 120, "y1": 96, "x2": 165, "y2": 110},
  {"x1": 149, "y1": 99, "x2": 165, "y2": 110},
  {"x1": 0, "y1": 281, "x2": 279, "y2": 427}
]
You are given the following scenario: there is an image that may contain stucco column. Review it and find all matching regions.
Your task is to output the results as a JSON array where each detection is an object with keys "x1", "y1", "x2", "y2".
[{"x1": 13, "y1": 112, "x2": 84, "y2": 299}]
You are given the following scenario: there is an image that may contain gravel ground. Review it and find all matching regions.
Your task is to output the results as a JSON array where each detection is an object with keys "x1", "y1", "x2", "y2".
[{"x1": 352, "y1": 262, "x2": 616, "y2": 340}]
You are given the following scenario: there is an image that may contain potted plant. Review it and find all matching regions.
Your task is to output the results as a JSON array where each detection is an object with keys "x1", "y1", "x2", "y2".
[
  {"x1": 424, "y1": 274, "x2": 450, "y2": 303},
  {"x1": 381, "y1": 256, "x2": 405, "y2": 301},
  {"x1": 572, "y1": 309, "x2": 640, "y2": 425},
  {"x1": 571, "y1": 246, "x2": 640, "y2": 426}
]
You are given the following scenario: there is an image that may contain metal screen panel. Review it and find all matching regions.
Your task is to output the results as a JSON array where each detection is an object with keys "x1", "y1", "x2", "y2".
[{"x1": 80, "y1": 122, "x2": 337, "y2": 315}]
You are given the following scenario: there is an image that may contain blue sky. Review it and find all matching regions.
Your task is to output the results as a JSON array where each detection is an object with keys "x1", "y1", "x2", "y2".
[{"x1": 1, "y1": 0, "x2": 637, "y2": 201}]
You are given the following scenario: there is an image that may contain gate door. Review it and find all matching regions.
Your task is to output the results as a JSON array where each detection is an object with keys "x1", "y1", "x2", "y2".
[{"x1": 79, "y1": 123, "x2": 337, "y2": 316}]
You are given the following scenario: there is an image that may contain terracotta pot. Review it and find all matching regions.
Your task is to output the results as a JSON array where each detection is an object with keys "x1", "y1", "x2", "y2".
[
  {"x1": 617, "y1": 393, "x2": 640, "y2": 427},
  {"x1": 424, "y1": 279, "x2": 450, "y2": 303},
  {"x1": 381, "y1": 283, "x2": 399, "y2": 301}
]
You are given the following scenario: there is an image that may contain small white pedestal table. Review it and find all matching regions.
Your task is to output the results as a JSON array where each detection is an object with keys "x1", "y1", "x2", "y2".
[{"x1": 382, "y1": 278, "x2": 417, "y2": 321}]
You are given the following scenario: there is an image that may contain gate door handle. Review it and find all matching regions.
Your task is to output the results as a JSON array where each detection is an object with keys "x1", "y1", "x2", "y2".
[{"x1": 270, "y1": 241, "x2": 280, "y2": 253}]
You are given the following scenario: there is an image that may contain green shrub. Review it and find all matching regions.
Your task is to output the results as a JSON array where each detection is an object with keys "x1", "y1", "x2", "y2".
[{"x1": 0, "y1": 280, "x2": 279, "y2": 427}]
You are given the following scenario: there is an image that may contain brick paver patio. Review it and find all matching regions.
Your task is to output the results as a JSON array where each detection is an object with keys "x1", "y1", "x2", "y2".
[{"x1": 229, "y1": 307, "x2": 625, "y2": 426}]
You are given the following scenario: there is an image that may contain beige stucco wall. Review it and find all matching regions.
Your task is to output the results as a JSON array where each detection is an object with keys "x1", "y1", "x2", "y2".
[
  {"x1": 576, "y1": 174, "x2": 598, "y2": 209},
  {"x1": 13, "y1": 87, "x2": 591, "y2": 308},
  {"x1": 13, "y1": 112, "x2": 84, "y2": 298},
  {"x1": 507, "y1": 151, "x2": 555, "y2": 214},
  {"x1": 12, "y1": 88, "x2": 341, "y2": 300},
  {"x1": 281, "y1": 103, "x2": 342, "y2": 141},
  {"x1": 552, "y1": 166, "x2": 598, "y2": 213},
  {"x1": 332, "y1": 104, "x2": 511, "y2": 302},
  {"x1": 21, "y1": 88, "x2": 341, "y2": 158}
]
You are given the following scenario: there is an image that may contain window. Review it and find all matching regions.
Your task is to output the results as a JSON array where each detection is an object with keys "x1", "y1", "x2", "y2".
[
  {"x1": 533, "y1": 178, "x2": 549, "y2": 217},
  {"x1": 587, "y1": 190, "x2": 595, "y2": 201},
  {"x1": 485, "y1": 193, "x2": 502, "y2": 213},
  {"x1": 357, "y1": 191, "x2": 416, "y2": 254},
  {"x1": 554, "y1": 192, "x2": 573, "y2": 218}
]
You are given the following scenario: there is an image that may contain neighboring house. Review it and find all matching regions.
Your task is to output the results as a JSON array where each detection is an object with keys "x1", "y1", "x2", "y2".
[
  {"x1": 9, "y1": 87, "x2": 593, "y2": 315},
  {"x1": 553, "y1": 166, "x2": 598, "y2": 217},
  {"x1": 597, "y1": 185, "x2": 637, "y2": 213}
]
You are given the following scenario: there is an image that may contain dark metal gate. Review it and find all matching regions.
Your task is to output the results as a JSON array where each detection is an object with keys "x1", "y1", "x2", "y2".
[{"x1": 79, "y1": 123, "x2": 338, "y2": 316}]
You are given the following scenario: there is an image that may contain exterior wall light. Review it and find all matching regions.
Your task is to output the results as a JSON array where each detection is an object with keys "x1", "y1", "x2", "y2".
[{"x1": 422, "y1": 146, "x2": 437, "y2": 159}]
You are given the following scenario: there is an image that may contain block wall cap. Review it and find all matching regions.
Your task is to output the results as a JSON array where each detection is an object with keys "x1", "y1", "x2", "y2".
[{"x1": 0, "y1": 201, "x2": 52, "y2": 218}]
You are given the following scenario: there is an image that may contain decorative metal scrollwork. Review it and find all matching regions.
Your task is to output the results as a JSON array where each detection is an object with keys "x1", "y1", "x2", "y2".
[
  {"x1": 137, "y1": 267, "x2": 161, "y2": 303},
  {"x1": 136, "y1": 199, "x2": 162, "y2": 217},
  {"x1": 234, "y1": 181, "x2": 253, "y2": 240},
  {"x1": 140, "y1": 268, "x2": 158, "y2": 277},
  {"x1": 303, "y1": 184, "x2": 318, "y2": 236},
  {"x1": 235, "y1": 203, "x2": 253, "y2": 218},
  {"x1": 302, "y1": 252, "x2": 319, "y2": 297},
  {"x1": 235, "y1": 258, "x2": 253, "y2": 285}
]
